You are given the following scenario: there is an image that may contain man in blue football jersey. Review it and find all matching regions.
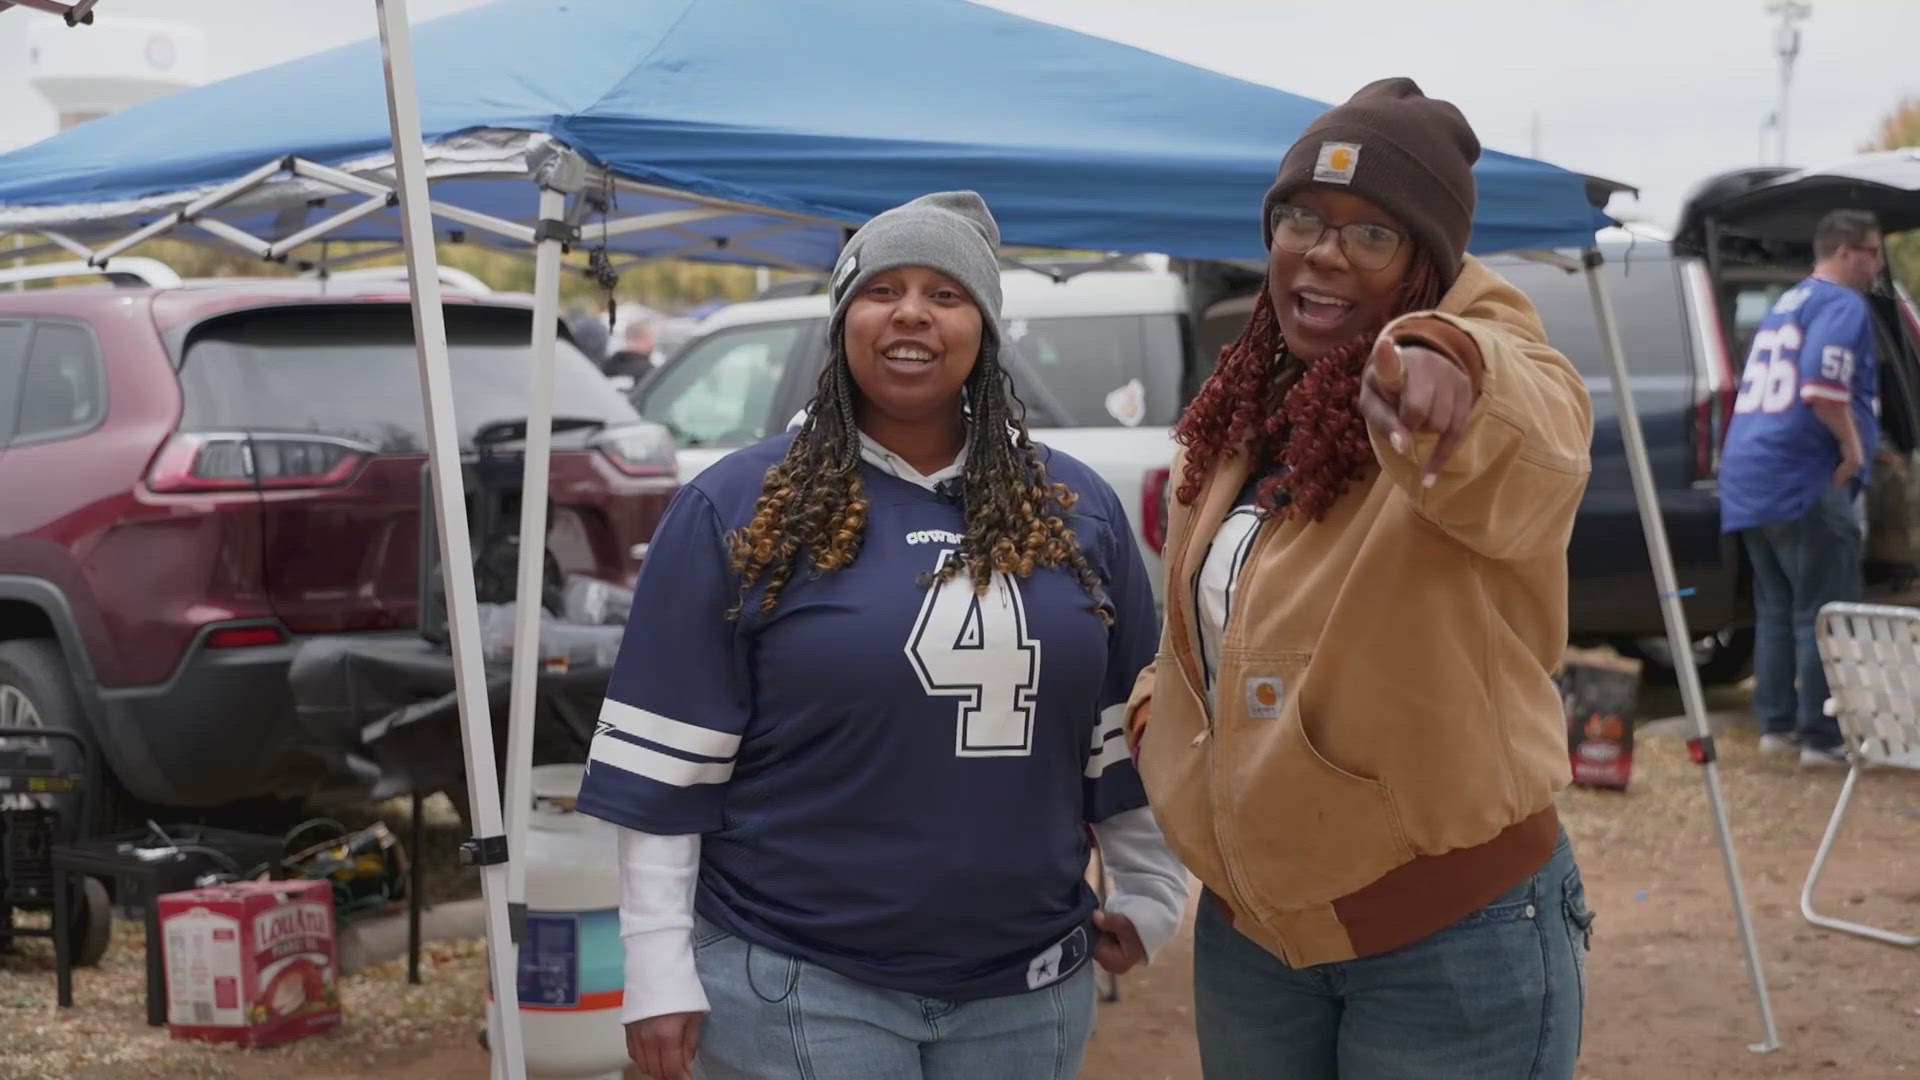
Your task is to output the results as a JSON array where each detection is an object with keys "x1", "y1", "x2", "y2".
[
  {"x1": 1719, "y1": 208, "x2": 1887, "y2": 767},
  {"x1": 577, "y1": 192, "x2": 1186, "y2": 1080}
]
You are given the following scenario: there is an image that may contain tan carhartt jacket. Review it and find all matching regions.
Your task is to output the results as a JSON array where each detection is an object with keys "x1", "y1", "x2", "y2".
[{"x1": 1127, "y1": 256, "x2": 1593, "y2": 967}]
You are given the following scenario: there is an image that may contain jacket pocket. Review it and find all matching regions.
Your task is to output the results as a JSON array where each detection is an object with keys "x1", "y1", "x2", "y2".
[
  {"x1": 1215, "y1": 650, "x2": 1414, "y2": 916},
  {"x1": 1123, "y1": 653, "x2": 1165, "y2": 754},
  {"x1": 1134, "y1": 653, "x2": 1231, "y2": 894}
]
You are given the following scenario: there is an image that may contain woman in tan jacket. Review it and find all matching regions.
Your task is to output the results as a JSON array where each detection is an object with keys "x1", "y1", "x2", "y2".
[{"x1": 1127, "y1": 79, "x2": 1596, "y2": 1079}]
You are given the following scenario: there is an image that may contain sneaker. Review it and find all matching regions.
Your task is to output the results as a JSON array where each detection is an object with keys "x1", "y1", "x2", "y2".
[
  {"x1": 1757, "y1": 733, "x2": 1798, "y2": 756},
  {"x1": 1799, "y1": 744, "x2": 1849, "y2": 769}
]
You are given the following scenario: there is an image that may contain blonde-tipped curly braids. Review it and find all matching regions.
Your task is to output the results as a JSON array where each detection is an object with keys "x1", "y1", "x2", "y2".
[{"x1": 726, "y1": 338, "x2": 1111, "y2": 624}]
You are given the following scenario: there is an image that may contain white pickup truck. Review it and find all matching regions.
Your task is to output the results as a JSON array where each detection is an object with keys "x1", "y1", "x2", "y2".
[{"x1": 629, "y1": 263, "x2": 1250, "y2": 604}]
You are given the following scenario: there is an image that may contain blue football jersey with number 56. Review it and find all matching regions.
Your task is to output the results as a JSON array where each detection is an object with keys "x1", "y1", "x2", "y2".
[
  {"x1": 576, "y1": 433, "x2": 1156, "y2": 1001},
  {"x1": 1719, "y1": 276, "x2": 1878, "y2": 533}
]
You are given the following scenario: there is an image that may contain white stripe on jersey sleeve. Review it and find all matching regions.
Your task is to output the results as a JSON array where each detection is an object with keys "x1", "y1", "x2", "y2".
[
  {"x1": 590, "y1": 731, "x2": 733, "y2": 787},
  {"x1": 1085, "y1": 702, "x2": 1131, "y2": 778},
  {"x1": 1800, "y1": 383, "x2": 1852, "y2": 405},
  {"x1": 599, "y1": 698, "x2": 742, "y2": 759}
]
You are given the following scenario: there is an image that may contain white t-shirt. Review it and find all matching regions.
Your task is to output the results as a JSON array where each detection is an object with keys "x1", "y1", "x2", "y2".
[{"x1": 1195, "y1": 472, "x2": 1279, "y2": 709}]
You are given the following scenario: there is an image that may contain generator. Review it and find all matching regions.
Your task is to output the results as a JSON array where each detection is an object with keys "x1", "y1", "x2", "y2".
[{"x1": 0, "y1": 726, "x2": 111, "y2": 971}]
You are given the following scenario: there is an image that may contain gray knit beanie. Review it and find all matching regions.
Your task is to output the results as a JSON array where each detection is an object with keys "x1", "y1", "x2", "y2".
[{"x1": 827, "y1": 191, "x2": 1003, "y2": 352}]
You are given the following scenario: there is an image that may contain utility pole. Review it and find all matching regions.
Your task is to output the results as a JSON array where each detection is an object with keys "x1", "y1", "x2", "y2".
[{"x1": 1764, "y1": 0, "x2": 1811, "y2": 166}]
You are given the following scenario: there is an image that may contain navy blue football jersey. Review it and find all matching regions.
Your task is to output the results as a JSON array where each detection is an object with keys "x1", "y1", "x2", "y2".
[{"x1": 576, "y1": 433, "x2": 1156, "y2": 1000}]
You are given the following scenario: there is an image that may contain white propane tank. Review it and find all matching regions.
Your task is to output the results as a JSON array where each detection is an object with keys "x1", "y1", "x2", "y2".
[{"x1": 515, "y1": 763, "x2": 627, "y2": 1080}]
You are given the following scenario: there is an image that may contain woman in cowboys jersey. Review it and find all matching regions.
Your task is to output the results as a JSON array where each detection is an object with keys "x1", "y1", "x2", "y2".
[{"x1": 578, "y1": 191, "x2": 1187, "y2": 1080}]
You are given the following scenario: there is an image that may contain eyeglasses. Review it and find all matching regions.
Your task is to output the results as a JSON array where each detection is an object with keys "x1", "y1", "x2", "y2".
[{"x1": 1268, "y1": 204, "x2": 1405, "y2": 271}]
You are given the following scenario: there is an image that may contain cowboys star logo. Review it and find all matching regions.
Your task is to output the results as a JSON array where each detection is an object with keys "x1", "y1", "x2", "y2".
[
  {"x1": 1025, "y1": 925, "x2": 1089, "y2": 990},
  {"x1": 1026, "y1": 943, "x2": 1062, "y2": 989},
  {"x1": 585, "y1": 719, "x2": 616, "y2": 772}
]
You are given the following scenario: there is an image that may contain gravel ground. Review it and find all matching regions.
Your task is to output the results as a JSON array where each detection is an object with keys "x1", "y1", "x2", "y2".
[{"x1": 5, "y1": 688, "x2": 1917, "y2": 1079}]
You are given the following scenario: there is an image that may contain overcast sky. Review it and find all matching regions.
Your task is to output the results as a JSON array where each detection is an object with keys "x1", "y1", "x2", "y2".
[{"x1": 1, "y1": 0, "x2": 1915, "y2": 229}]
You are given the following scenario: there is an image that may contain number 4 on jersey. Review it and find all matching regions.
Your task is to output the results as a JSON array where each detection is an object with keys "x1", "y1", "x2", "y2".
[{"x1": 905, "y1": 550, "x2": 1042, "y2": 757}]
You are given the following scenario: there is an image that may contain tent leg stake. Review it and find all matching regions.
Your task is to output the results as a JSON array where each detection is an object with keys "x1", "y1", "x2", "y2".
[
  {"x1": 1583, "y1": 250, "x2": 1781, "y2": 1054},
  {"x1": 373, "y1": 0, "x2": 527, "y2": 1076}
]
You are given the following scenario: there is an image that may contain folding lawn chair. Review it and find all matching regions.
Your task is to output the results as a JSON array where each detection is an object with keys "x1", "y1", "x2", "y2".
[{"x1": 1803, "y1": 602, "x2": 1920, "y2": 946}]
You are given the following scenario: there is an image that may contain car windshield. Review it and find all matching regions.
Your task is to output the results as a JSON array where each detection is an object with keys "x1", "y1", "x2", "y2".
[
  {"x1": 1493, "y1": 256, "x2": 1688, "y2": 379},
  {"x1": 1003, "y1": 313, "x2": 1184, "y2": 428},
  {"x1": 180, "y1": 304, "x2": 639, "y2": 452}
]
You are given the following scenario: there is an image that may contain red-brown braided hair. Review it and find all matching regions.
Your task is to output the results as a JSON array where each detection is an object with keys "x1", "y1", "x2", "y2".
[{"x1": 1173, "y1": 254, "x2": 1443, "y2": 519}]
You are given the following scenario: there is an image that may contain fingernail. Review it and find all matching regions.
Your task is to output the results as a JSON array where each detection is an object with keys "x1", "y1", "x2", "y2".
[
  {"x1": 1390, "y1": 432, "x2": 1406, "y2": 454},
  {"x1": 1422, "y1": 473, "x2": 1438, "y2": 488}
]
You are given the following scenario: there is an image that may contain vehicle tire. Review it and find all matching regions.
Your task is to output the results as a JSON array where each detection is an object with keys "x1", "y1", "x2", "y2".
[
  {"x1": 0, "y1": 639, "x2": 95, "y2": 830},
  {"x1": 68, "y1": 875, "x2": 112, "y2": 968},
  {"x1": 1627, "y1": 627, "x2": 1755, "y2": 688}
]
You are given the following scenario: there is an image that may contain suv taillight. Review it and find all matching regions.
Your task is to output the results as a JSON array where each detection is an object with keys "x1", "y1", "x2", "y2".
[
  {"x1": 595, "y1": 423, "x2": 677, "y2": 477},
  {"x1": 1896, "y1": 282, "x2": 1920, "y2": 342},
  {"x1": 205, "y1": 625, "x2": 289, "y2": 649},
  {"x1": 1682, "y1": 262, "x2": 1735, "y2": 482},
  {"x1": 1142, "y1": 466, "x2": 1171, "y2": 554},
  {"x1": 147, "y1": 433, "x2": 369, "y2": 493}
]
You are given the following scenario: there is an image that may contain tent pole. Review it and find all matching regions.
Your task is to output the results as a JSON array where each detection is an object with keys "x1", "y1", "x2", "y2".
[
  {"x1": 501, "y1": 184, "x2": 566, "y2": 983},
  {"x1": 1581, "y1": 249, "x2": 1781, "y2": 1054},
  {"x1": 371, "y1": 1, "x2": 528, "y2": 1077}
]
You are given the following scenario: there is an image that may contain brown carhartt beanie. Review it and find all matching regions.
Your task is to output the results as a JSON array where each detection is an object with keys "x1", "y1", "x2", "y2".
[{"x1": 1262, "y1": 77, "x2": 1481, "y2": 289}]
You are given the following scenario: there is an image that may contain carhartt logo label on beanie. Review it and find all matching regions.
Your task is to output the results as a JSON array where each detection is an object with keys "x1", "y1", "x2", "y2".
[
  {"x1": 1314, "y1": 143, "x2": 1361, "y2": 185},
  {"x1": 831, "y1": 252, "x2": 859, "y2": 299}
]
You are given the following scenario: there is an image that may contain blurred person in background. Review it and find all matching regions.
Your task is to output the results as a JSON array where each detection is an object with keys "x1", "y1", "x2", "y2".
[
  {"x1": 1718, "y1": 208, "x2": 1887, "y2": 769},
  {"x1": 606, "y1": 316, "x2": 661, "y2": 382},
  {"x1": 568, "y1": 304, "x2": 612, "y2": 367}
]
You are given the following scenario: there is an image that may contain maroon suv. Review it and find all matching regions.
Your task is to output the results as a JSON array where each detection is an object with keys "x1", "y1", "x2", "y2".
[{"x1": 0, "y1": 276, "x2": 675, "y2": 809}]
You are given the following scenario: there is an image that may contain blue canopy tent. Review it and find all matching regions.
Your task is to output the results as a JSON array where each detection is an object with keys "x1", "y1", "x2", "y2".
[
  {"x1": 0, "y1": 0, "x2": 1613, "y2": 265},
  {"x1": 0, "y1": 0, "x2": 1776, "y2": 1069}
]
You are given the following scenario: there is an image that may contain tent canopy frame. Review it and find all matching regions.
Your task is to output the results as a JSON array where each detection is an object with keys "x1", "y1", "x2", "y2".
[{"x1": 0, "y1": 141, "x2": 853, "y2": 281}]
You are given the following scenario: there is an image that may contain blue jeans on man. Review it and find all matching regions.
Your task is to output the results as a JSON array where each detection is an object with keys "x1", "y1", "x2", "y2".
[{"x1": 1739, "y1": 484, "x2": 1863, "y2": 751}]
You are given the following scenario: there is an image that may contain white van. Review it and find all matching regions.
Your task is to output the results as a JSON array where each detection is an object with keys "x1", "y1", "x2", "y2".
[{"x1": 631, "y1": 264, "x2": 1232, "y2": 603}]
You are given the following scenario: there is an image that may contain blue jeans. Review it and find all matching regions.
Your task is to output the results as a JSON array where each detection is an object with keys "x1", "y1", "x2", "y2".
[
  {"x1": 1741, "y1": 485, "x2": 1863, "y2": 750},
  {"x1": 689, "y1": 916, "x2": 1095, "y2": 1079},
  {"x1": 1194, "y1": 834, "x2": 1592, "y2": 1080}
]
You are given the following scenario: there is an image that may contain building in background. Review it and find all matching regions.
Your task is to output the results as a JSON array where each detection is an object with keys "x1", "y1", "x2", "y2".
[{"x1": 24, "y1": 14, "x2": 206, "y2": 134}]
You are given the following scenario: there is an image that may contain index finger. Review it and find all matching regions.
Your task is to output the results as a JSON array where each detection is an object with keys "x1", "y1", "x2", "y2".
[
  {"x1": 1358, "y1": 377, "x2": 1413, "y2": 455},
  {"x1": 1367, "y1": 336, "x2": 1406, "y2": 393},
  {"x1": 651, "y1": 1040, "x2": 689, "y2": 1080},
  {"x1": 643, "y1": 1029, "x2": 685, "y2": 1080},
  {"x1": 638, "y1": 1039, "x2": 665, "y2": 1080},
  {"x1": 681, "y1": 1015, "x2": 703, "y2": 1077}
]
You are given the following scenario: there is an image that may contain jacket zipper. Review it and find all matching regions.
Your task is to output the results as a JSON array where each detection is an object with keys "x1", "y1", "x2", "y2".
[
  {"x1": 1192, "y1": 495, "x2": 1284, "y2": 937},
  {"x1": 1189, "y1": 500, "x2": 1276, "y2": 747}
]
